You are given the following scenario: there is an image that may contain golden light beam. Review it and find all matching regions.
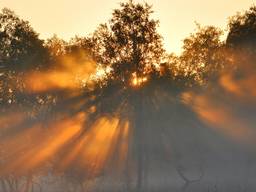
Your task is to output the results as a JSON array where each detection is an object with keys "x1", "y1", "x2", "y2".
[
  {"x1": 182, "y1": 91, "x2": 255, "y2": 143},
  {"x1": 0, "y1": 112, "x2": 86, "y2": 176},
  {"x1": 25, "y1": 53, "x2": 96, "y2": 93}
]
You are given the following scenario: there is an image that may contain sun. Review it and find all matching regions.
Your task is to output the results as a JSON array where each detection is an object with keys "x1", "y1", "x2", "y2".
[{"x1": 131, "y1": 72, "x2": 148, "y2": 87}]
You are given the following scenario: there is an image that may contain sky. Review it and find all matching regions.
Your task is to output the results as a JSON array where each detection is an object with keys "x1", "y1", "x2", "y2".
[{"x1": 0, "y1": 0, "x2": 255, "y2": 54}]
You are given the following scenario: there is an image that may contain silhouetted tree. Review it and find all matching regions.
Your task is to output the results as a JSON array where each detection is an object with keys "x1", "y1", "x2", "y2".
[
  {"x1": 222, "y1": 5, "x2": 256, "y2": 99},
  {"x1": 45, "y1": 35, "x2": 95, "y2": 66},
  {"x1": 179, "y1": 25, "x2": 225, "y2": 83},
  {"x1": 45, "y1": 34, "x2": 68, "y2": 61},
  {"x1": 92, "y1": 0, "x2": 165, "y2": 85},
  {"x1": 225, "y1": 5, "x2": 256, "y2": 70},
  {"x1": 157, "y1": 54, "x2": 192, "y2": 89},
  {"x1": 68, "y1": 36, "x2": 94, "y2": 55},
  {"x1": 0, "y1": 8, "x2": 48, "y2": 71},
  {"x1": 227, "y1": 6, "x2": 256, "y2": 51},
  {"x1": 0, "y1": 8, "x2": 48, "y2": 106}
]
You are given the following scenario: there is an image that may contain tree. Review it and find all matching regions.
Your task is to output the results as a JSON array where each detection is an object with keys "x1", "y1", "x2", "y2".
[
  {"x1": 0, "y1": 8, "x2": 48, "y2": 106},
  {"x1": 179, "y1": 25, "x2": 224, "y2": 83},
  {"x1": 0, "y1": 8, "x2": 47, "y2": 71},
  {"x1": 45, "y1": 34, "x2": 68, "y2": 60},
  {"x1": 223, "y1": 6, "x2": 256, "y2": 98},
  {"x1": 92, "y1": 0, "x2": 165, "y2": 85},
  {"x1": 45, "y1": 35, "x2": 95, "y2": 66},
  {"x1": 68, "y1": 36, "x2": 94, "y2": 55},
  {"x1": 225, "y1": 5, "x2": 256, "y2": 68},
  {"x1": 227, "y1": 6, "x2": 256, "y2": 51}
]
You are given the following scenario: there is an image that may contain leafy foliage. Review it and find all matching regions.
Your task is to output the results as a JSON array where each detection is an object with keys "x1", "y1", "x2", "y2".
[
  {"x1": 227, "y1": 6, "x2": 256, "y2": 51},
  {"x1": 92, "y1": 0, "x2": 165, "y2": 84},
  {"x1": 179, "y1": 25, "x2": 225, "y2": 83},
  {"x1": 0, "y1": 8, "x2": 48, "y2": 71}
]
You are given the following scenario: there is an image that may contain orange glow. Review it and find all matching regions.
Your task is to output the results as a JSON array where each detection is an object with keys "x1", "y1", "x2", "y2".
[
  {"x1": 0, "y1": 109, "x2": 132, "y2": 178},
  {"x1": 80, "y1": 117, "x2": 120, "y2": 176},
  {"x1": 0, "y1": 112, "x2": 86, "y2": 175},
  {"x1": 25, "y1": 54, "x2": 96, "y2": 93},
  {"x1": 182, "y1": 91, "x2": 254, "y2": 143},
  {"x1": 58, "y1": 117, "x2": 131, "y2": 176},
  {"x1": 131, "y1": 73, "x2": 148, "y2": 87},
  {"x1": 220, "y1": 73, "x2": 256, "y2": 101},
  {"x1": 56, "y1": 118, "x2": 131, "y2": 178},
  {"x1": 0, "y1": 111, "x2": 26, "y2": 130},
  {"x1": 117, "y1": 121, "x2": 130, "y2": 169},
  {"x1": 27, "y1": 113, "x2": 84, "y2": 169}
]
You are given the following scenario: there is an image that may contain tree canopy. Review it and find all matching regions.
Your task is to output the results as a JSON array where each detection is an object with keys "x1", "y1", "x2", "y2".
[
  {"x1": 179, "y1": 25, "x2": 225, "y2": 83},
  {"x1": 92, "y1": 0, "x2": 164, "y2": 85},
  {"x1": 0, "y1": 8, "x2": 48, "y2": 71},
  {"x1": 227, "y1": 6, "x2": 256, "y2": 51}
]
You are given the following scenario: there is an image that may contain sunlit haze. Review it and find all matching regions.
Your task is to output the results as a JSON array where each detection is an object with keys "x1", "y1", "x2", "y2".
[
  {"x1": 2, "y1": 0, "x2": 256, "y2": 191},
  {"x1": 0, "y1": 0, "x2": 254, "y2": 54}
]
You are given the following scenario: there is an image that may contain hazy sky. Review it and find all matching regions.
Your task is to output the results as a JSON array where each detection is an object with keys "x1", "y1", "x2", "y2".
[{"x1": 0, "y1": 0, "x2": 255, "y2": 53}]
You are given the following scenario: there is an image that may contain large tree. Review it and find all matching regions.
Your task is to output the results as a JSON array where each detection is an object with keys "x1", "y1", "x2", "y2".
[
  {"x1": 0, "y1": 8, "x2": 48, "y2": 106},
  {"x1": 92, "y1": 0, "x2": 165, "y2": 85},
  {"x1": 227, "y1": 6, "x2": 256, "y2": 51},
  {"x1": 225, "y1": 5, "x2": 256, "y2": 70},
  {"x1": 179, "y1": 25, "x2": 225, "y2": 83},
  {"x1": 0, "y1": 8, "x2": 47, "y2": 71}
]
